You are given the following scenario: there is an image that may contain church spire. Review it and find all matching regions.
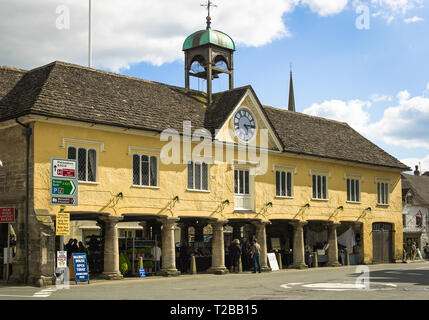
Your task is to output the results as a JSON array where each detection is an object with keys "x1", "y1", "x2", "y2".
[{"x1": 288, "y1": 65, "x2": 296, "y2": 112}]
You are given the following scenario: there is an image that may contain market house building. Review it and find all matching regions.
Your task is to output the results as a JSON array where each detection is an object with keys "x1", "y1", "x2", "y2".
[{"x1": 0, "y1": 15, "x2": 409, "y2": 286}]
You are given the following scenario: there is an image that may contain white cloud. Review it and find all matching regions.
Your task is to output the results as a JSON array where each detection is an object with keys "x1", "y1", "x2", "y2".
[
  {"x1": 370, "y1": 0, "x2": 423, "y2": 14},
  {"x1": 303, "y1": 99, "x2": 371, "y2": 132},
  {"x1": 303, "y1": 85, "x2": 429, "y2": 150},
  {"x1": 301, "y1": 0, "x2": 349, "y2": 16},
  {"x1": 355, "y1": 0, "x2": 425, "y2": 23},
  {"x1": 401, "y1": 155, "x2": 429, "y2": 173},
  {"x1": 404, "y1": 15, "x2": 424, "y2": 23},
  {"x1": 370, "y1": 93, "x2": 393, "y2": 102},
  {"x1": 0, "y1": 0, "x2": 300, "y2": 72},
  {"x1": 367, "y1": 91, "x2": 429, "y2": 149}
]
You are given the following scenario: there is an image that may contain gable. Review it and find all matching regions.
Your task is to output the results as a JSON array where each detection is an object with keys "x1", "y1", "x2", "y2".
[{"x1": 214, "y1": 88, "x2": 283, "y2": 151}]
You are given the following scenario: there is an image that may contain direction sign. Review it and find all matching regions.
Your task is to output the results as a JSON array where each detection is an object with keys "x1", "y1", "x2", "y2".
[
  {"x1": 0, "y1": 208, "x2": 15, "y2": 223},
  {"x1": 52, "y1": 159, "x2": 76, "y2": 178},
  {"x1": 52, "y1": 179, "x2": 77, "y2": 196},
  {"x1": 51, "y1": 158, "x2": 78, "y2": 206}
]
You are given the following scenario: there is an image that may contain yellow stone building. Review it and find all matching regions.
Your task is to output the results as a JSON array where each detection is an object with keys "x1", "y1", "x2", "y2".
[{"x1": 0, "y1": 19, "x2": 409, "y2": 285}]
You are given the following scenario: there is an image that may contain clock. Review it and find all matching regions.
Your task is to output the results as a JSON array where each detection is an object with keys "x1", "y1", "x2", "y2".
[{"x1": 233, "y1": 108, "x2": 257, "y2": 142}]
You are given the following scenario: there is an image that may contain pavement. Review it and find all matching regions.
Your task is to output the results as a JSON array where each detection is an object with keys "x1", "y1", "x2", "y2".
[{"x1": 1, "y1": 260, "x2": 429, "y2": 300}]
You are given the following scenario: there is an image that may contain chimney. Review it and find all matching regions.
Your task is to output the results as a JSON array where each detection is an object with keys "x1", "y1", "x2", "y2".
[{"x1": 414, "y1": 165, "x2": 420, "y2": 176}]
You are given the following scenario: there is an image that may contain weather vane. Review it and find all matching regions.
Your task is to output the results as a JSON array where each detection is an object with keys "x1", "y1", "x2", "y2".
[{"x1": 201, "y1": 0, "x2": 217, "y2": 29}]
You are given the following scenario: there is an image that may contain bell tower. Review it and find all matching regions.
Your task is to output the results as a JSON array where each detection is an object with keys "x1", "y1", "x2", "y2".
[{"x1": 183, "y1": 1, "x2": 235, "y2": 104}]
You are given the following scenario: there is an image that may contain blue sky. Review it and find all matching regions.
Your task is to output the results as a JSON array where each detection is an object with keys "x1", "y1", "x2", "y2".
[
  {"x1": 1, "y1": 0, "x2": 428, "y2": 171},
  {"x1": 121, "y1": 3, "x2": 429, "y2": 170}
]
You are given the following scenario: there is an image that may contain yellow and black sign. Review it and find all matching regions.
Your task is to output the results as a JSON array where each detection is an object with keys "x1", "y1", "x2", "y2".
[{"x1": 56, "y1": 212, "x2": 70, "y2": 236}]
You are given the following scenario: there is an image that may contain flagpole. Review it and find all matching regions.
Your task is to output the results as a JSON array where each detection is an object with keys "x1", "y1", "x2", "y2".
[{"x1": 89, "y1": 0, "x2": 92, "y2": 68}]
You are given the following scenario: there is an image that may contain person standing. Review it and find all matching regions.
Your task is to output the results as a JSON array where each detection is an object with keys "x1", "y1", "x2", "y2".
[
  {"x1": 250, "y1": 239, "x2": 261, "y2": 273},
  {"x1": 411, "y1": 242, "x2": 417, "y2": 261},
  {"x1": 152, "y1": 243, "x2": 162, "y2": 273},
  {"x1": 78, "y1": 241, "x2": 87, "y2": 254},
  {"x1": 423, "y1": 243, "x2": 429, "y2": 260},
  {"x1": 179, "y1": 242, "x2": 190, "y2": 274},
  {"x1": 228, "y1": 239, "x2": 242, "y2": 273},
  {"x1": 241, "y1": 238, "x2": 250, "y2": 271}
]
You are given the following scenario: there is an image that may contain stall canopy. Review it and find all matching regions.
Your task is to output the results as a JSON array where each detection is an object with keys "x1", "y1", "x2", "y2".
[{"x1": 338, "y1": 227, "x2": 357, "y2": 248}]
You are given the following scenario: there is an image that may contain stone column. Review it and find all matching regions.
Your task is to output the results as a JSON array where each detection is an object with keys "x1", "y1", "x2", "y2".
[
  {"x1": 158, "y1": 217, "x2": 180, "y2": 276},
  {"x1": 289, "y1": 220, "x2": 308, "y2": 269},
  {"x1": 100, "y1": 216, "x2": 123, "y2": 280},
  {"x1": 327, "y1": 223, "x2": 341, "y2": 267},
  {"x1": 252, "y1": 220, "x2": 271, "y2": 272},
  {"x1": 208, "y1": 220, "x2": 228, "y2": 275}
]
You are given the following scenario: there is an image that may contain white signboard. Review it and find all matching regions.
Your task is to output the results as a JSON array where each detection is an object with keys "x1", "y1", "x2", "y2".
[
  {"x1": 52, "y1": 159, "x2": 77, "y2": 178},
  {"x1": 57, "y1": 250, "x2": 68, "y2": 268},
  {"x1": 267, "y1": 253, "x2": 279, "y2": 271}
]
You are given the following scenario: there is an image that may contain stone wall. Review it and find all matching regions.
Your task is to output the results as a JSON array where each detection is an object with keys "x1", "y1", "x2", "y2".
[{"x1": 0, "y1": 123, "x2": 56, "y2": 286}]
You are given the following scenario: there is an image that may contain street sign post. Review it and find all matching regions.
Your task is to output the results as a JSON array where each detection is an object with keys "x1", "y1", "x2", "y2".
[
  {"x1": 0, "y1": 208, "x2": 15, "y2": 281},
  {"x1": 50, "y1": 159, "x2": 78, "y2": 286},
  {"x1": 50, "y1": 159, "x2": 78, "y2": 206}
]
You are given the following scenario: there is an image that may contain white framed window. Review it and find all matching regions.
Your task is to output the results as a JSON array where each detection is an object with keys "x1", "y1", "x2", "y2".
[
  {"x1": 276, "y1": 170, "x2": 293, "y2": 198},
  {"x1": 67, "y1": 146, "x2": 97, "y2": 182},
  {"x1": 377, "y1": 182, "x2": 389, "y2": 205},
  {"x1": 133, "y1": 154, "x2": 158, "y2": 187},
  {"x1": 187, "y1": 161, "x2": 209, "y2": 191},
  {"x1": 234, "y1": 168, "x2": 250, "y2": 195},
  {"x1": 347, "y1": 178, "x2": 361, "y2": 203},
  {"x1": 312, "y1": 174, "x2": 328, "y2": 200}
]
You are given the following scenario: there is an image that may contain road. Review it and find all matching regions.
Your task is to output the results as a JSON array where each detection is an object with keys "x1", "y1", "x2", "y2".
[{"x1": 1, "y1": 262, "x2": 429, "y2": 300}]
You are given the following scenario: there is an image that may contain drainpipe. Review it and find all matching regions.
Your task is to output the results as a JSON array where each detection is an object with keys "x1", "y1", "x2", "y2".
[{"x1": 15, "y1": 118, "x2": 32, "y2": 285}]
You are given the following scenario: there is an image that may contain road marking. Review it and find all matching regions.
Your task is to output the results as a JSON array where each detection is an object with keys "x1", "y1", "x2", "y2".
[
  {"x1": 281, "y1": 282, "x2": 397, "y2": 291},
  {"x1": 32, "y1": 287, "x2": 57, "y2": 298}
]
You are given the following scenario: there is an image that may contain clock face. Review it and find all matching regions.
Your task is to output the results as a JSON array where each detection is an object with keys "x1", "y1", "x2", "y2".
[{"x1": 233, "y1": 108, "x2": 256, "y2": 142}]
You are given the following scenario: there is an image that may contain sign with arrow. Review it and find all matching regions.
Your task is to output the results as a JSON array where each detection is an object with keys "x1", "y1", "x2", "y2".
[{"x1": 51, "y1": 158, "x2": 78, "y2": 206}]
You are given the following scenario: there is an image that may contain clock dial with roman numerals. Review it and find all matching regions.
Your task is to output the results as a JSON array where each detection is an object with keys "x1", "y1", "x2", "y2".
[{"x1": 233, "y1": 108, "x2": 256, "y2": 142}]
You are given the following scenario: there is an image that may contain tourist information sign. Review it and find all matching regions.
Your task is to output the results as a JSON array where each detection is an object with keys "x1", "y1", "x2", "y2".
[{"x1": 50, "y1": 158, "x2": 78, "y2": 206}]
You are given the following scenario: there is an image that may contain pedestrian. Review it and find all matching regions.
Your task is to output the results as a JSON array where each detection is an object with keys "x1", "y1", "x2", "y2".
[
  {"x1": 65, "y1": 239, "x2": 74, "y2": 263},
  {"x1": 179, "y1": 242, "x2": 190, "y2": 273},
  {"x1": 152, "y1": 243, "x2": 162, "y2": 273},
  {"x1": 424, "y1": 243, "x2": 429, "y2": 260},
  {"x1": 78, "y1": 241, "x2": 87, "y2": 254},
  {"x1": 250, "y1": 239, "x2": 261, "y2": 273},
  {"x1": 241, "y1": 238, "x2": 249, "y2": 271},
  {"x1": 71, "y1": 239, "x2": 79, "y2": 254},
  {"x1": 411, "y1": 242, "x2": 417, "y2": 260},
  {"x1": 228, "y1": 239, "x2": 242, "y2": 273}
]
